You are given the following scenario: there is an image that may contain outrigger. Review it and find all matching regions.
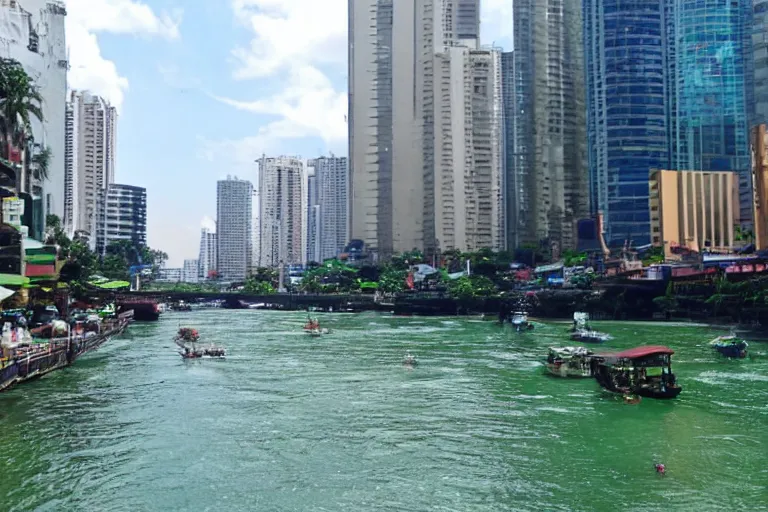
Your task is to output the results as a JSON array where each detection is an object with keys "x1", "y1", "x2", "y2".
[
  {"x1": 592, "y1": 346, "x2": 682, "y2": 399},
  {"x1": 710, "y1": 335, "x2": 748, "y2": 358}
]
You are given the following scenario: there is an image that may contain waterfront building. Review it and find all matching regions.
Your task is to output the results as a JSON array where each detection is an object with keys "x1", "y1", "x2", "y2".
[
  {"x1": 198, "y1": 227, "x2": 217, "y2": 280},
  {"x1": 216, "y1": 177, "x2": 253, "y2": 281},
  {"x1": 182, "y1": 259, "x2": 199, "y2": 283},
  {"x1": 65, "y1": 91, "x2": 118, "y2": 239},
  {"x1": 348, "y1": 0, "x2": 425, "y2": 257},
  {"x1": 511, "y1": 0, "x2": 587, "y2": 253},
  {"x1": 156, "y1": 267, "x2": 182, "y2": 283},
  {"x1": 257, "y1": 156, "x2": 303, "y2": 267},
  {"x1": 752, "y1": 124, "x2": 768, "y2": 250},
  {"x1": 307, "y1": 156, "x2": 348, "y2": 262},
  {"x1": 0, "y1": 0, "x2": 67, "y2": 226},
  {"x1": 585, "y1": 0, "x2": 671, "y2": 247},
  {"x1": 94, "y1": 184, "x2": 146, "y2": 256},
  {"x1": 671, "y1": 0, "x2": 753, "y2": 224},
  {"x1": 649, "y1": 170, "x2": 739, "y2": 259}
]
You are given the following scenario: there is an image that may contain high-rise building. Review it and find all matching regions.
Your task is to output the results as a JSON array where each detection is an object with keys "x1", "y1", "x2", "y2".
[
  {"x1": 511, "y1": 0, "x2": 587, "y2": 253},
  {"x1": 585, "y1": 0, "x2": 670, "y2": 246},
  {"x1": 94, "y1": 184, "x2": 146, "y2": 255},
  {"x1": 752, "y1": 0, "x2": 768, "y2": 127},
  {"x1": 182, "y1": 259, "x2": 199, "y2": 283},
  {"x1": 216, "y1": 177, "x2": 253, "y2": 281},
  {"x1": 348, "y1": 0, "x2": 426, "y2": 258},
  {"x1": 64, "y1": 91, "x2": 117, "y2": 238},
  {"x1": 257, "y1": 156, "x2": 304, "y2": 267},
  {"x1": 306, "y1": 168, "x2": 319, "y2": 263},
  {"x1": 198, "y1": 227, "x2": 217, "y2": 279},
  {"x1": 0, "y1": 0, "x2": 67, "y2": 223},
  {"x1": 672, "y1": 0, "x2": 753, "y2": 224},
  {"x1": 307, "y1": 156, "x2": 349, "y2": 262}
]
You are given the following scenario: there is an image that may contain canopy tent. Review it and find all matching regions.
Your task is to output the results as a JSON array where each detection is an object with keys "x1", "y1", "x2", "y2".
[{"x1": 0, "y1": 286, "x2": 14, "y2": 302}]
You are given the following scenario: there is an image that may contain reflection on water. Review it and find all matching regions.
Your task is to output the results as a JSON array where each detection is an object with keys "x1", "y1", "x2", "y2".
[{"x1": 0, "y1": 312, "x2": 766, "y2": 511}]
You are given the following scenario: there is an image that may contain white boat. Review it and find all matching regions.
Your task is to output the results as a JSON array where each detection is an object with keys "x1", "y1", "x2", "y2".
[
  {"x1": 305, "y1": 328, "x2": 331, "y2": 337},
  {"x1": 510, "y1": 312, "x2": 533, "y2": 331},
  {"x1": 570, "y1": 329, "x2": 611, "y2": 343},
  {"x1": 545, "y1": 346, "x2": 595, "y2": 377}
]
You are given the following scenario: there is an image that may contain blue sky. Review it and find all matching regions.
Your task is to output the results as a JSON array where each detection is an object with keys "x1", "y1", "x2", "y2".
[{"x1": 65, "y1": 0, "x2": 512, "y2": 266}]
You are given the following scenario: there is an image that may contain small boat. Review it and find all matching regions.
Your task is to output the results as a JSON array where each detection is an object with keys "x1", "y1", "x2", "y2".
[
  {"x1": 571, "y1": 312, "x2": 591, "y2": 332},
  {"x1": 545, "y1": 346, "x2": 595, "y2": 377},
  {"x1": 570, "y1": 329, "x2": 611, "y2": 343},
  {"x1": 592, "y1": 346, "x2": 682, "y2": 399},
  {"x1": 510, "y1": 312, "x2": 534, "y2": 332},
  {"x1": 403, "y1": 352, "x2": 417, "y2": 366},
  {"x1": 174, "y1": 327, "x2": 225, "y2": 359},
  {"x1": 306, "y1": 328, "x2": 331, "y2": 337},
  {"x1": 172, "y1": 301, "x2": 192, "y2": 312},
  {"x1": 710, "y1": 335, "x2": 748, "y2": 358}
]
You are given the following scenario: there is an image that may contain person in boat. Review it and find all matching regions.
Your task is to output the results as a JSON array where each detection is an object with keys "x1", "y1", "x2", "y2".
[{"x1": 655, "y1": 463, "x2": 666, "y2": 476}]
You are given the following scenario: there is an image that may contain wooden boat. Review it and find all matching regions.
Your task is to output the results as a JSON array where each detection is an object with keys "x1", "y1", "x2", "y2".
[
  {"x1": 592, "y1": 346, "x2": 682, "y2": 399},
  {"x1": 174, "y1": 327, "x2": 225, "y2": 359},
  {"x1": 545, "y1": 346, "x2": 595, "y2": 377},
  {"x1": 570, "y1": 329, "x2": 611, "y2": 343},
  {"x1": 710, "y1": 335, "x2": 748, "y2": 358}
]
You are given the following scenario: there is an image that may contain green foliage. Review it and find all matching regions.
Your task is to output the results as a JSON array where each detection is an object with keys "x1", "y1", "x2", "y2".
[
  {"x1": 378, "y1": 267, "x2": 407, "y2": 293},
  {"x1": 29, "y1": 144, "x2": 50, "y2": 181},
  {"x1": 562, "y1": 249, "x2": 587, "y2": 267},
  {"x1": 447, "y1": 275, "x2": 498, "y2": 299},
  {"x1": 300, "y1": 260, "x2": 360, "y2": 293},
  {"x1": 0, "y1": 58, "x2": 44, "y2": 162},
  {"x1": 243, "y1": 276, "x2": 275, "y2": 294},
  {"x1": 642, "y1": 246, "x2": 665, "y2": 266}
]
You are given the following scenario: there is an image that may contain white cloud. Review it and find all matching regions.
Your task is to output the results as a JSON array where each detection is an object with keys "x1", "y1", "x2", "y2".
[
  {"x1": 230, "y1": 0, "x2": 346, "y2": 80},
  {"x1": 201, "y1": 216, "x2": 216, "y2": 232},
  {"x1": 65, "y1": 0, "x2": 182, "y2": 111},
  {"x1": 208, "y1": 1, "x2": 347, "y2": 160}
]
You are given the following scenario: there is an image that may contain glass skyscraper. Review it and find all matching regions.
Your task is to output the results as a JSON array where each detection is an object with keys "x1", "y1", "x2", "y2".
[
  {"x1": 585, "y1": 0, "x2": 753, "y2": 244},
  {"x1": 584, "y1": 0, "x2": 670, "y2": 246},
  {"x1": 673, "y1": 0, "x2": 753, "y2": 223}
]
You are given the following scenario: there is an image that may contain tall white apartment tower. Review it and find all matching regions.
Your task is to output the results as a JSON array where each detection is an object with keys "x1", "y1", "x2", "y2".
[
  {"x1": 198, "y1": 227, "x2": 217, "y2": 279},
  {"x1": 216, "y1": 177, "x2": 253, "y2": 281},
  {"x1": 64, "y1": 90, "x2": 117, "y2": 238},
  {"x1": 348, "y1": 0, "x2": 426, "y2": 258},
  {"x1": 257, "y1": 156, "x2": 304, "y2": 267},
  {"x1": 307, "y1": 156, "x2": 349, "y2": 262}
]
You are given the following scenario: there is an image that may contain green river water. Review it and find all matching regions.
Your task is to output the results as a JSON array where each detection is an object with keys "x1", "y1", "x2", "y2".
[{"x1": 1, "y1": 311, "x2": 767, "y2": 511}]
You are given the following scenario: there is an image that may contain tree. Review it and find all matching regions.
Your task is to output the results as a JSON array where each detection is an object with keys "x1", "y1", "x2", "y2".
[
  {"x1": 29, "y1": 143, "x2": 51, "y2": 181},
  {"x1": 0, "y1": 58, "x2": 43, "y2": 163}
]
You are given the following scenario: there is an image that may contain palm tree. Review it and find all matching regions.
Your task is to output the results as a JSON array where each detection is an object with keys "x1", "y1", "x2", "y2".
[
  {"x1": 29, "y1": 143, "x2": 51, "y2": 181},
  {"x1": 0, "y1": 58, "x2": 44, "y2": 182}
]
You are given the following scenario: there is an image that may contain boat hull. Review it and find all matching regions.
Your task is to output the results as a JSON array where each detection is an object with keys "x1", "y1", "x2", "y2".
[
  {"x1": 544, "y1": 363, "x2": 592, "y2": 378},
  {"x1": 713, "y1": 344, "x2": 747, "y2": 358}
]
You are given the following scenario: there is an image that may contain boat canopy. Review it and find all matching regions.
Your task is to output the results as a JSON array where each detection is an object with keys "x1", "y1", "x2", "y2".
[{"x1": 611, "y1": 346, "x2": 675, "y2": 359}]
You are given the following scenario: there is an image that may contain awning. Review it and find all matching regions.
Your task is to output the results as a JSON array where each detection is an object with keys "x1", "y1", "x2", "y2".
[
  {"x1": 0, "y1": 286, "x2": 14, "y2": 302},
  {"x1": 0, "y1": 274, "x2": 29, "y2": 286}
]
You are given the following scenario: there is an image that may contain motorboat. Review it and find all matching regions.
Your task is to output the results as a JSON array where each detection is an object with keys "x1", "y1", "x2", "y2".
[
  {"x1": 710, "y1": 335, "x2": 748, "y2": 358},
  {"x1": 545, "y1": 346, "x2": 595, "y2": 378},
  {"x1": 570, "y1": 329, "x2": 611, "y2": 343},
  {"x1": 403, "y1": 352, "x2": 417, "y2": 366},
  {"x1": 510, "y1": 312, "x2": 533, "y2": 332}
]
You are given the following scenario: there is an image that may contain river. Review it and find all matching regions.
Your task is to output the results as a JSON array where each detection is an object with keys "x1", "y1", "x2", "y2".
[{"x1": 0, "y1": 311, "x2": 766, "y2": 511}]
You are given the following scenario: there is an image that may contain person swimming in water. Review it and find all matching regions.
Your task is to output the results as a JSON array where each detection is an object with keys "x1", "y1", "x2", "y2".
[{"x1": 655, "y1": 463, "x2": 666, "y2": 476}]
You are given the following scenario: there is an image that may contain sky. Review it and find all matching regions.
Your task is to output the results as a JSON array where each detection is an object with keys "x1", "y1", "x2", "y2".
[{"x1": 64, "y1": 0, "x2": 513, "y2": 267}]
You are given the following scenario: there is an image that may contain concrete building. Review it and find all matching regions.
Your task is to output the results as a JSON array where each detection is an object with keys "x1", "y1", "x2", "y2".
[
  {"x1": 156, "y1": 267, "x2": 182, "y2": 283},
  {"x1": 307, "y1": 156, "x2": 349, "y2": 262},
  {"x1": 182, "y1": 259, "x2": 199, "y2": 283},
  {"x1": 216, "y1": 177, "x2": 253, "y2": 281},
  {"x1": 198, "y1": 227, "x2": 217, "y2": 280},
  {"x1": 511, "y1": 0, "x2": 587, "y2": 254},
  {"x1": 649, "y1": 170, "x2": 739, "y2": 259},
  {"x1": 65, "y1": 91, "x2": 117, "y2": 238},
  {"x1": 306, "y1": 168, "x2": 319, "y2": 263},
  {"x1": 348, "y1": 0, "x2": 426, "y2": 258},
  {"x1": 257, "y1": 156, "x2": 304, "y2": 267},
  {"x1": 0, "y1": 0, "x2": 67, "y2": 225},
  {"x1": 752, "y1": 124, "x2": 768, "y2": 250},
  {"x1": 94, "y1": 184, "x2": 146, "y2": 255}
]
